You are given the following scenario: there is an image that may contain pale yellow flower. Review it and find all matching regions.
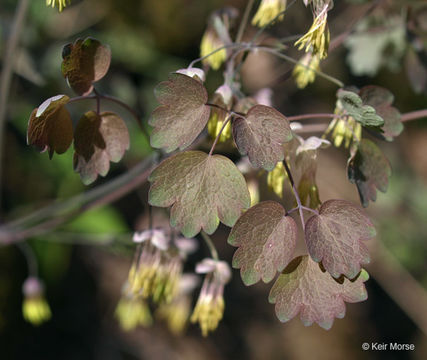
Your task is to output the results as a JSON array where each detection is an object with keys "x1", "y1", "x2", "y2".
[
  {"x1": 200, "y1": 29, "x2": 226, "y2": 70},
  {"x1": 46, "y1": 0, "x2": 70, "y2": 12},
  {"x1": 295, "y1": 5, "x2": 330, "y2": 59},
  {"x1": 207, "y1": 85, "x2": 233, "y2": 142},
  {"x1": 115, "y1": 293, "x2": 152, "y2": 331},
  {"x1": 293, "y1": 52, "x2": 321, "y2": 89},
  {"x1": 22, "y1": 277, "x2": 51, "y2": 326},
  {"x1": 267, "y1": 162, "x2": 288, "y2": 198},
  {"x1": 252, "y1": 0, "x2": 287, "y2": 27}
]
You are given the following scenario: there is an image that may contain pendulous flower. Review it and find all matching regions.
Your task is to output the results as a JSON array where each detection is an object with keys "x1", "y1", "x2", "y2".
[
  {"x1": 115, "y1": 283, "x2": 152, "y2": 331},
  {"x1": 295, "y1": 2, "x2": 331, "y2": 59},
  {"x1": 267, "y1": 161, "x2": 288, "y2": 198},
  {"x1": 200, "y1": 28, "x2": 227, "y2": 70},
  {"x1": 190, "y1": 259, "x2": 231, "y2": 336},
  {"x1": 293, "y1": 51, "x2": 321, "y2": 89},
  {"x1": 252, "y1": 0, "x2": 287, "y2": 28},
  {"x1": 22, "y1": 277, "x2": 51, "y2": 326},
  {"x1": 46, "y1": 0, "x2": 71, "y2": 12}
]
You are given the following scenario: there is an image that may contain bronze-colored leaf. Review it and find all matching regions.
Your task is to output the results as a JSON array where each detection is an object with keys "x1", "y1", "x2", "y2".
[
  {"x1": 73, "y1": 111, "x2": 129, "y2": 185},
  {"x1": 148, "y1": 151, "x2": 250, "y2": 237},
  {"x1": 228, "y1": 201, "x2": 297, "y2": 285},
  {"x1": 27, "y1": 95, "x2": 73, "y2": 159},
  {"x1": 149, "y1": 73, "x2": 210, "y2": 153},
  {"x1": 233, "y1": 105, "x2": 293, "y2": 171},
  {"x1": 61, "y1": 38, "x2": 111, "y2": 96},
  {"x1": 269, "y1": 255, "x2": 369, "y2": 330},
  {"x1": 305, "y1": 200, "x2": 376, "y2": 279}
]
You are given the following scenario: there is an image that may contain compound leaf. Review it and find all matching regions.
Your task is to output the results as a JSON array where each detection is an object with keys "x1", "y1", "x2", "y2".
[
  {"x1": 149, "y1": 73, "x2": 210, "y2": 152},
  {"x1": 61, "y1": 37, "x2": 111, "y2": 96},
  {"x1": 337, "y1": 89, "x2": 384, "y2": 127},
  {"x1": 305, "y1": 200, "x2": 376, "y2": 279},
  {"x1": 148, "y1": 151, "x2": 250, "y2": 237},
  {"x1": 233, "y1": 105, "x2": 293, "y2": 171},
  {"x1": 228, "y1": 201, "x2": 297, "y2": 286},
  {"x1": 73, "y1": 111, "x2": 129, "y2": 185},
  {"x1": 27, "y1": 95, "x2": 73, "y2": 159},
  {"x1": 347, "y1": 139, "x2": 392, "y2": 206},
  {"x1": 269, "y1": 255, "x2": 369, "y2": 330}
]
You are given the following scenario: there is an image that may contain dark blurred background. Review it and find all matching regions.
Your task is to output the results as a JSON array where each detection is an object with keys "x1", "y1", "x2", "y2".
[{"x1": 0, "y1": 0, "x2": 426, "y2": 359}]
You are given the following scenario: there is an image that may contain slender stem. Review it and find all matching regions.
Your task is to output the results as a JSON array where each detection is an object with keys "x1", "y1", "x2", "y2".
[
  {"x1": 148, "y1": 205, "x2": 153, "y2": 230},
  {"x1": 200, "y1": 231, "x2": 219, "y2": 261},
  {"x1": 94, "y1": 88, "x2": 101, "y2": 115},
  {"x1": 282, "y1": 159, "x2": 306, "y2": 230},
  {"x1": 188, "y1": 43, "x2": 243, "y2": 69},
  {"x1": 0, "y1": 0, "x2": 30, "y2": 212},
  {"x1": 235, "y1": 0, "x2": 256, "y2": 44},
  {"x1": 401, "y1": 109, "x2": 427, "y2": 122},
  {"x1": 17, "y1": 241, "x2": 38, "y2": 276},
  {"x1": 208, "y1": 115, "x2": 232, "y2": 156},
  {"x1": 257, "y1": 46, "x2": 345, "y2": 88},
  {"x1": 287, "y1": 113, "x2": 337, "y2": 122}
]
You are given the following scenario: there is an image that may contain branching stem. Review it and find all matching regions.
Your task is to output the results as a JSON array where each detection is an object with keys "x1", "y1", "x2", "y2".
[{"x1": 208, "y1": 115, "x2": 232, "y2": 156}]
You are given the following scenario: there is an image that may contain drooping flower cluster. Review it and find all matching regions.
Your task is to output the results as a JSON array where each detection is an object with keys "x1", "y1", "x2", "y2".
[
  {"x1": 252, "y1": 0, "x2": 288, "y2": 27},
  {"x1": 190, "y1": 258, "x2": 231, "y2": 337},
  {"x1": 22, "y1": 277, "x2": 51, "y2": 326},
  {"x1": 295, "y1": 0, "x2": 334, "y2": 61},
  {"x1": 292, "y1": 52, "x2": 321, "y2": 89},
  {"x1": 267, "y1": 161, "x2": 288, "y2": 198},
  {"x1": 46, "y1": 0, "x2": 70, "y2": 12},
  {"x1": 127, "y1": 230, "x2": 183, "y2": 304},
  {"x1": 324, "y1": 100, "x2": 362, "y2": 148}
]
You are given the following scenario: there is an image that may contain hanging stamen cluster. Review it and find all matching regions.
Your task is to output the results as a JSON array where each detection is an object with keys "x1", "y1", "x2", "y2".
[
  {"x1": 127, "y1": 230, "x2": 183, "y2": 304},
  {"x1": 190, "y1": 259, "x2": 231, "y2": 337},
  {"x1": 46, "y1": 0, "x2": 70, "y2": 12},
  {"x1": 295, "y1": 1, "x2": 332, "y2": 60},
  {"x1": 324, "y1": 100, "x2": 362, "y2": 148}
]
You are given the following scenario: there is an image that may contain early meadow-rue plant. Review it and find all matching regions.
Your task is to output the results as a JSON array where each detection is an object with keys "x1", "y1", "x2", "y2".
[
  {"x1": 293, "y1": 51, "x2": 321, "y2": 89},
  {"x1": 115, "y1": 285, "x2": 153, "y2": 331},
  {"x1": 128, "y1": 230, "x2": 183, "y2": 304},
  {"x1": 295, "y1": 2, "x2": 331, "y2": 59},
  {"x1": 191, "y1": 259, "x2": 231, "y2": 337},
  {"x1": 207, "y1": 85, "x2": 233, "y2": 142},
  {"x1": 252, "y1": 0, "x2": 287, "y2": 27},
  {"x1": 22, "y1": 277, "x2": 51, "y2": 326},
  {"x1": 46, "y1": 0, "x2": 71, "y2": 12}
]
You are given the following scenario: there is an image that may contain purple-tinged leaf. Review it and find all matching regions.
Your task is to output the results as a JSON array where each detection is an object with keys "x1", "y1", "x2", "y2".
[
  {"x1": 148, "y1": 151, "x2": 250, "y2": 237},
  {"x1": 228, "y1": 201, "x2": 297, "y2": 286},
  {"x1": 73, "y1": 111, "x2": 129, "y2": 185},
  {"x1": 347, "y1": 139, "x2": 392, "y2": 207},
  {"x1": 27, "y1": 95, "x2": 73, "y2": 159},
  {"x1": 269, "y1": 255, "x2": 369, "y2": 330},
  {"x1": 305, "y1": 200, "x2": 376, "y2": 279},
  {"x1": 149, "y1": 73, "x2": 210, "y2": 153},
  {"x1": 233, "y1": 105, "x2": 293, "y2": 171},
  {"x1": 61, "y1": 38, "x2": 111, "y2": 96},
  {"x1": 359, "y1": 85, "x2": 394, "y2": 107}
]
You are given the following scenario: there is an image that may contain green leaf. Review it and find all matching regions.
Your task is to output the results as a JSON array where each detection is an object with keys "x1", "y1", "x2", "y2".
[
  {"x1": 232, "y1": 105, "x2": 293, "y2": 171},
  {"x1": 305, "y1": 200, "x2": 376, "y2": 279},
  {"x1": 149, "y1": 73, "x2": 211, "y2": 152},
  {"x1": 269, "y1": 255, "x2": 369, "y2": 330},
  {"x1": 148, "y1": 151, "x2": 250, "y2": 237},
  {"x1": 27, "y1": 95, "x2": 73, "y2": 159},
  {"x1": 347, "y1": 139, "x2": 392, "y2": 207},
  {"x1": 337, "y1": 89, "x2": 384, "y2": 127},
  {"x1": 73, "y1": 111, "x2": 129, "y2": 185},
  {"x1": 228, "y1": 201, "x2": 297, "y2": 286},
  {"x1": 61, "y1": 37, "x2": 112, "y2": 96},
  {"x1": 359, "y1": 86, "x2": 403, "y2": 141}
]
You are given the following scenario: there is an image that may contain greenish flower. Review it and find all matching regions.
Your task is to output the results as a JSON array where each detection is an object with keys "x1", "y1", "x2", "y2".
[
  {"x1": 22, "y1": 277, "x2": 51, "y2": 326},
  {"x1": 46, "y1": 0, "x2": 70, "y2": 12},
  {"x1": 115, "y1": 289, "x2": 152, "y2": 331},
  {"x1": 293, "y1": 52, "x2": 321, "y2": 89},
  {"x1": 252, "y1": 0, "x2": 287, "y2": 27},
  {"x1": 200, "y1": 29, "x2": 226, "y2": 70},
  {"x1": 267, "y1": 161, "x2": 288, "y2": 198},
  {"x1": 207, "y1": 85, "x2": 233, "y2": 143},
  {"x1": 190, "y1": 259, "x2": 231, "y2": 337}
]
